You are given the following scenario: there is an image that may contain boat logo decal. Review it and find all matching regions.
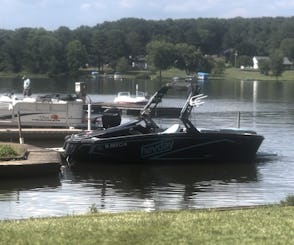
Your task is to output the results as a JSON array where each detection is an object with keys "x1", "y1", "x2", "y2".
[
  {"x1": 141, "y1": 139, "x2": 174, "y2": 158},
  {"x1": 104, "y1": 141, "x2": 127, "y2": 149},
  {"x1": 51, "y1": 114, "x2": 59, "y2": 121}
]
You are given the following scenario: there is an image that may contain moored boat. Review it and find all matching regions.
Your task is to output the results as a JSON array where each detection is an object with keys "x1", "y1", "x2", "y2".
[
  {"x1": 0, "y1": 93, "x2": 86, "y2": 128},
  {"x1": 63, "y1": 82, "x2": 264, "y2": 165},
  {"x1": 0, "y1": 81, "x2": 122, "y2": 129},
  {"x1": 113, "y1": 84, "x2": 148, "y2": 105},
  {"x1": 113, "y1": 91, "x2": 148, "y2": 105}
]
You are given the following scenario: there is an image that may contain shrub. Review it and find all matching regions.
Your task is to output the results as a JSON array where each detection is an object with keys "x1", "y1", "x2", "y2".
[
  {"x1": 0, "y1": 144, "x2": 18, "y2": 158},
  {"x1": 280, "y1": 194, "x2": 294, "y2": 206}
]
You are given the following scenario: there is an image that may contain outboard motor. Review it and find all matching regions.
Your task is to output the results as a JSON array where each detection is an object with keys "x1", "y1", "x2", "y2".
[{"x1": 102, "y1": 107, "x2": 121, "y2": 129}]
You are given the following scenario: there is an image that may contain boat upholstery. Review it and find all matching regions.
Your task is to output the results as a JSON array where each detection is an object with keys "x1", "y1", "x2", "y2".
[{"x1": 161, "y1": 124, "x2": 180, "y2": 134}]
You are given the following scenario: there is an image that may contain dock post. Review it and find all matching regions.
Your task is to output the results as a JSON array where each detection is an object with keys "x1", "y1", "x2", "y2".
[
  {"x1": 17, "y1": 111, "x2": 24, "y2": 144},
  {"x1": 237, "y1": 111, "x2": 241, "y2": 128},
  {"x1": 87, "y1": 103, "x2": 91, "y2": 131}
]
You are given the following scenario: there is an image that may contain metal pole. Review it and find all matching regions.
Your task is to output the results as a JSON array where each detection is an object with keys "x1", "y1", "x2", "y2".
[
  {"x1": 17, "y1": 111, "x2": 24, "y2": 144},
  {"x1": 87, "y1": 103, "x2": 91, "y2": 131},
  {"x1": 237, "y1": 111, "x2": 241, "y2": 128}
]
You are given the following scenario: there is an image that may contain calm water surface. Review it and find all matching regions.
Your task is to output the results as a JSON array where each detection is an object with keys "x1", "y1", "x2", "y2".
[{"x1": 0, "y1": 77, "x2": 294, "y2": 220}]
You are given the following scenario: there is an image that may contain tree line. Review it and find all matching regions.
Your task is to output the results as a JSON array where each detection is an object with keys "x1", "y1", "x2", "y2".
[{"x1": 0, "y1": 17, "x2": 293, "y2": 76}]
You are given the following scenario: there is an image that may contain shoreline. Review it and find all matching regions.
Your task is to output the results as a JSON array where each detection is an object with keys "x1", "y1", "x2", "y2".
[
  {"x1": 0, "y1": 205, "x2": 293, "y2": 244},
  {"x1": 1, "y1": 68, "x2": 294, "y2": 82}
]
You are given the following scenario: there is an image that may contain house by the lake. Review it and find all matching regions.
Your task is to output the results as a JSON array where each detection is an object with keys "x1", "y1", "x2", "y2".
[
  {"x1": 283, "y1": 57, "x2": 293, "y2": 70},
  {"x1": 253, "y1": 56, "x2": 270, "y2": 69},
  {"x1": 253, "y1": 56, "x2": 293, "y2": 70}
]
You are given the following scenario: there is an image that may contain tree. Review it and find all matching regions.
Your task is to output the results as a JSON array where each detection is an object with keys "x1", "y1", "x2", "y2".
[
  {"x1": 270, "y1": 50, "x2": 284, "y2": 78},
  {"x1": 212, "y1": 60, "x2": 225, "y2": 75},
  {"x1": 26, "y1": 28, "x2": 61, "y2": 74},
  {"x1": 4, "y1": 28, "x2": 32, "y2": 72},
  {"x1": 280, "y1": 38, "x2": 294, "y2": 60},
  {"x1": 238, "y1": 55, "x2": 253, "y2": 67},
  {"x1": 174, "y1": 43, "x2": 201, "y2": 74},
  {"x1": 0, "y1": 30, "x2": 14, "y2": 71},
  {"x1": 66, "y1": 40, "x2": 88, "y2": 75},
  {"x1": 146, "y1": 40, "x2": 175, "y2": 81},
  {"x1": 91, "y1": 30, "x2": 108, "y2": 71},
  {"x1": 105, "y1": 30, "x2": 128, "y2": 69},
  {"x1": 115, "y1": 57, "x2": 130, "y2": 73},
  {"x1": 258, "y1": 59, "x2": 270, "y2": 75}
]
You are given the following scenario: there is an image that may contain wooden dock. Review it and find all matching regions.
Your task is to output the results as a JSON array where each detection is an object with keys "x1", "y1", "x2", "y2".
[
  {"x1": 0, "y1": 128, "x2": 83, "y2": 141},
  {"x1": 0, "y1": 143, "x2": 61, "y2": 177}
]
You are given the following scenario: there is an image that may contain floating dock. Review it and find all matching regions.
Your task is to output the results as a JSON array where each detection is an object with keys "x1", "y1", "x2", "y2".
[
  {"x1": 0, "y1": 143, "x2": 61, "y2": 177},
  {"x1": 0, "y1": 128, "x2": 83, "y2": 141}
]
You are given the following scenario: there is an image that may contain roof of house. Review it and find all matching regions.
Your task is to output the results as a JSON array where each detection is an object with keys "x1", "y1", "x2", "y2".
[{"x1": 283, "y1": 57, "x2": 293, "y2": 65}]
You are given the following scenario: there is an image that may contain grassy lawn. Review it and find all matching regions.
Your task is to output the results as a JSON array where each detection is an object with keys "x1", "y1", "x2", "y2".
[
  {"x1": 148, "y1": 68, "x2": 294, "y2": 82},
  {"x1": 1, "y1": 68, "x2": 293, "y2": 81},
  {"x1": 0, "y1": 206, "x2": 293, "y2": 244},
  {"x1": 222, "y1": 68, "x2": 294, "y2": 81}
]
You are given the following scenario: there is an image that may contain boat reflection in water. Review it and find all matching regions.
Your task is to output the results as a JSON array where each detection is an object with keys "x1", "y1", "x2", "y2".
[
  {"x1": 0, "y1": 176, "x2": 61, "y2": 201},
  {"x1": 67, "y1": 161, "x2": 259, "y2": 210}
]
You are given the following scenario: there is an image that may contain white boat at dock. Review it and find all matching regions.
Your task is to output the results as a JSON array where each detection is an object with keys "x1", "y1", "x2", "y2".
[
  {"x1": 0, "y1": 93, "x2": 86, "y2": 128},
  {"x1": 114, "y1": 91, "x2": 148, "y2": 105},
  {"x1": 114, "y1": 84, "x2": 149, "y2": 105}
]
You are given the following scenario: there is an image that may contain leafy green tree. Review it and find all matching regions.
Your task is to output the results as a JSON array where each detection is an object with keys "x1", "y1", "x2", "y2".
[
  {"x1": 174, "y1": 43, "x2": 201, "y2": 74},
  {"x1": 66, "y1": 40, "x2": 88, "y2": 75},
  {"x1": 0, "y1": 30, "x2": 14, "y2": 71},
  {"x1": 280, "y1": 38, "x2": 294, "y2": 60},
  {"x1": 146, "y1": 40, "x2": 175, "y2": 81},
  {"x1": 116, "y1": 57, "x2": 130, "y2": 73},
  {"x1": 238, "y1": 55, "x2": 252, "y2": 67},
  {"x1": 4, "y1": 28, "x2": 32, "y2": 72},
  {"x1": 105, "y1": 30, "x2": 129, "y2": 69},
  {"x1": 270, "y1": 50, "x2": 284, "y2": 78},
  {"x1": 212, "y1": 60, "x2": 225, "y2": 75},
  {"x1": 73, "y1": 26, "x2": 93, "y2": 65},
  {"x1": 258, "y1": 59, "x2": 270, "y2": 75},
  {"x1": 26, "y1": 28, "x2": 62, "y2": 74},
  {"x1": 91, "y1": 30, "x2": 108, "y2": 71},
  {"x1": 53, "y1": 26, "x2": 73, "y2": 74}
]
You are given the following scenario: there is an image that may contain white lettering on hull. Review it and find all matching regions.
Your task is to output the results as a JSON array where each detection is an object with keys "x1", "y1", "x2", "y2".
[{"x1": 141, "y1": 140, "x2": 174, "y2": 158}]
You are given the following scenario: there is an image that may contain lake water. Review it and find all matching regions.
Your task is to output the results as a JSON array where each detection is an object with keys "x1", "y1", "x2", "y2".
[{"x1": 0, "y1": 77, "x2": 294, "y2": 220}]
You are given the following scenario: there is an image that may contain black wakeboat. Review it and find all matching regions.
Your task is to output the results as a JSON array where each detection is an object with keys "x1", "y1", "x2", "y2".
[{"x1": 63, "y1": 82, "x2": 264, "y2": 165}]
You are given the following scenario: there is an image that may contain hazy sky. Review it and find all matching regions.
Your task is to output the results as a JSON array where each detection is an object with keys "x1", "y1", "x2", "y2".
[{"x1": 0, "y1": 0, "x2": 293, "y2": 30}]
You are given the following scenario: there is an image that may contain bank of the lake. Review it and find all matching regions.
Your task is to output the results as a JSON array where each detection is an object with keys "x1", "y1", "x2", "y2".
[
  {"x1": 1, "y1": 68, "x2": 294, "y2": 82},
  {"x1": 222, "y1": 68, "x2": 294, "y2": 81},
  {"x1": 0, "y1": 206, "x2": 293, "y2": 244}
]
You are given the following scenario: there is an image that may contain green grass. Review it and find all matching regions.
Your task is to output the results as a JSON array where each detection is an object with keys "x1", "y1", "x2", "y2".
[
  {"x1": 222, "y1": 68, "x2": 294, "y2": 81},
  {"x1": 0, "y1": 206, "x2": 293, "y2": 244},
  {"x1": 0, "y1": 145, "x2": 18, "y2": 158},
  {"x1": 1, "y1": 67, "x2": 293, "y2": 81},
  {"x1": 0, "y1": 143, "x2": 27, "y2": 160},
  {"x1": 150, "y1": 67, "x2": 294, "y2": 82}
]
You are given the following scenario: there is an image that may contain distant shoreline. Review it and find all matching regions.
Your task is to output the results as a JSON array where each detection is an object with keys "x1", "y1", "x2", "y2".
[{"x1": 1, "y1": 68, "x2": 294, "y2": 81}]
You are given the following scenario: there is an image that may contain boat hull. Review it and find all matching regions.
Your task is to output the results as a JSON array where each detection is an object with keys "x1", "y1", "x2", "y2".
[
  {"x1": 0, "y1": 100, "x2": 85, "y2": 128},
  {"x1": 64, "y1": 131, "x2": 264, "y2": 165}
]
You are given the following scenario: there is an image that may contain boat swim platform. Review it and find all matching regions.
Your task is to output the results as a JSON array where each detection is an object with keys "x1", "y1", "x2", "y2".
[
  {"x1": 90, "y1": 102, "x2": 182, "y2": 117},
  {"x1": 0, "y1": 143, "x2": 61, "y2": 177},
  {"x1": 0, "y1": 128, "x2": 83, "y2": 141}
]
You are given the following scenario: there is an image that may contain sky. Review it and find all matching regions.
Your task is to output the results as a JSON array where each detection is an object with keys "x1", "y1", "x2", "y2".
[{"x1": 0, "y1": 0, "x2": 293, "y2": 30}]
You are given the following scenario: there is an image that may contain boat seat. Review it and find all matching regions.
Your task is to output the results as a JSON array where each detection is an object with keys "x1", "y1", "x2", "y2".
[{"x1": 161, "y1": 124, "x2": 180, "y2": 134}]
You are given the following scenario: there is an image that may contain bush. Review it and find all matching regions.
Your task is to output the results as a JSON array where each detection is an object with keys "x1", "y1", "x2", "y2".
[
  {"x1": 0, "y1": 144, "x2": 18, "y2": 158},
  {"x1": 280, "y1": 194, "x2": 294, "y2": 206}
]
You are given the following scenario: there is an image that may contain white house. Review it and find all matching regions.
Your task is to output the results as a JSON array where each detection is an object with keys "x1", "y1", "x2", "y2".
[
  {"x1": 283, "y1": 57, "x2": 293, "y2": 70},
  {"x1": 252, "y1": 56, "x2": 270, "y2": 69},
  {"x1": 253, "y1": 56, "x2": 293, "y2": 70}
]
